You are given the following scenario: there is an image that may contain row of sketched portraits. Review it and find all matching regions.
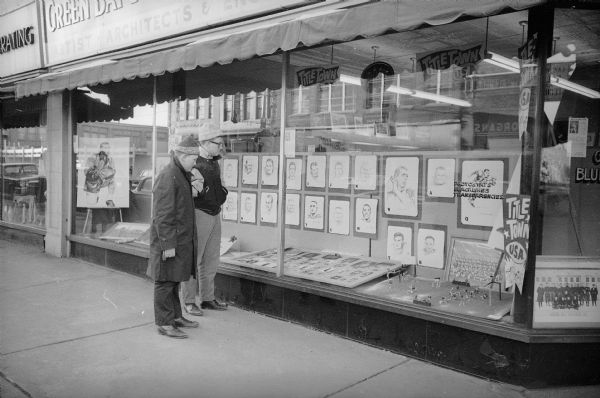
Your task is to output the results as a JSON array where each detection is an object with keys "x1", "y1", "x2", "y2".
[
  {"x1": 222, "y1": 154, "x2": 506, "y2": 223},
  {"x1": 222, "y1": 191, "x2": 446, "y2": 269}
]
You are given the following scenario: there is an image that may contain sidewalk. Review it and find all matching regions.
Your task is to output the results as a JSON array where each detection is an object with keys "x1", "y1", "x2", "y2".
[{"x1": 1, "y1": 238, "x2": 598, "y2": 398}]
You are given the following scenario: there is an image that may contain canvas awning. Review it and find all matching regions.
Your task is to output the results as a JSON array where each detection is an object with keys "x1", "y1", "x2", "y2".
[{"x1": 15, "y1": 0, "x2": 544, "y2": 99}]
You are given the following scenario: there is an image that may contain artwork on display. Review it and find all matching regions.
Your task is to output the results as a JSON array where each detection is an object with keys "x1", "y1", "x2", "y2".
[
  {"x1": 446, "y1": 238, "x2": 504, "y2": 288},
  {"x1": 77, "y1": 137, "x2": 130, "y2": 208},
  {"x1": 426, "y1": 158, "x2": 455, "y2": 201},
  {"x1": 261, "y1": 155, "x2": 279, "y2": 187},
  {"x1": 328, "y1": 155, "x2": 350, "y2": 190},
  {"x1": 241, "y1": 155, "x2": 259, "y2": 186},
  {"x1": 99, "y1": 222, "x2": 149, "y2": 242},
  {"x1": 222, "y1": 191, "x2": 238, "y2": 221},
  {"x1": 222, "y1": 158, "x2": 239, "y2": 188},
  {"x1": 304, "y1": 195, "x2": 325, "y2": 231},
  {"x1": 386, "y1": 223, "x2": 413, "y2": 263},
  {"x1": 459, "y1": 159, "x2": 505, "y2": 228},
  {"x1": 305, "y1": 155, "x2": 327, "y2": 189},
  {"x1": 260, "y1": 192, "x2": 278, "y2": 225},
  {"x1": 285, "y1": 193, "x2": 301, "y2": 227},
  {"x1": 354, "y1": 154, "x2": 378, "y2": 191},
  {"x1": 328, "y1": 198, "x2": 350, "y2": 235},
  {"x1": 354, "y1": 197, "x2": 378, "y2": 237},
  {"x1": 285, "y1": 158, "x2": 303, "y2": 190},
  {"x1": 416, "y1": 224, "x2": 446, "y2": 269},
  {"x1": 383, "y1": 156, "x2": 420, "y2": 218},
  {"x1": 240, "y1": 192, "x2": 257, "y2": 224},
  {"x1": 533, "y1": 260, "x2": 600, "y2": 328}
]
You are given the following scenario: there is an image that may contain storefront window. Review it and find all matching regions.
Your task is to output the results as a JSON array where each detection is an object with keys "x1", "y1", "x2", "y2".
[
  {"x1": 1, "y1": 96, "x2": 47, "y2": 230},
  {"x1": 533, "y1": 8, "x2": 600, "y2": 328}
]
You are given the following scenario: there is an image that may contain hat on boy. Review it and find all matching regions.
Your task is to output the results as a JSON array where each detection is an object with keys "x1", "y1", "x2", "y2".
[{"x1": 197, "y1": 123, "x2": 223, "y2": 142}]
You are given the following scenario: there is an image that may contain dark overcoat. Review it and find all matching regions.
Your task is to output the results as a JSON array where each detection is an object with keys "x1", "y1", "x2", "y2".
[{"x1": 149, "y1": 155, "x2": 197, "y2": 282}]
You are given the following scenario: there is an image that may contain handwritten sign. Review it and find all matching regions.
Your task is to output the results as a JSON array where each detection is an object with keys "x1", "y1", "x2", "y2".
[
  {"x1": 503, "y1": 194, "x2": 531, "y2": 293},
  {"x1": 296, "y1": 66, "x2": 339, "y2": 87}
]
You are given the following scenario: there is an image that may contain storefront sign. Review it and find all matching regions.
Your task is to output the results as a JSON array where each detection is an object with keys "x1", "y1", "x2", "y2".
[
  {"x1": 503, "y1": 194, "x2": 530, "y2": 293},
  {"x1": 418, "y1": 44, "x2": 483, "y2": 81},
  {"x1": 43, "y1": 0, "x2": 317, "y2": 66},
  {"x1": 517, "y1": 34, "x2": 537, "y2": 140},
  {"x1": 575, "y1": 149, "x2": 600, "y2": 183},
  {"x1": 0, "y1": 3, "x2": 43, "y2": 77},
  {"x1": 296, "y1": 66, "x2": 339, "y2": 87}
]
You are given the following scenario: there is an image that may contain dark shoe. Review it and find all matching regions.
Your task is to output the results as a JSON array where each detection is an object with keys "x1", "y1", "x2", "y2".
[
  {"x1": 201, "y1": 300, "x2": 228, "y2": 311},
  {"x1": 173, "y1": 317, "x2": 199, "y2": 328},
  {"x1": 157, "y1": 325, "x2": 188, "y2": 339},
  {"x1": 184, "y1": 303, "x2": 204, "y2": 316}
]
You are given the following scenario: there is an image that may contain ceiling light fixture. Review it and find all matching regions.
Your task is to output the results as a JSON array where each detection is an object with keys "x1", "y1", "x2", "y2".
[
  {"x1": 387, "y1": 85, "x2": 472, "y2": 107},
  {"x1": 550, "y1": 76, "x2": 600, "y2": 99},
  {"x1": 482, "y1": 51, "x2": 520, "y2": 73},
  {"x1": 339, "y1": 74, "x2": 362, "y2": 86}
]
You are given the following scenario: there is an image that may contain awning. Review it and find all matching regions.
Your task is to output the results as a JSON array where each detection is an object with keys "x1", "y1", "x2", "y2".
[{"x1": 16, "y1": 0, "x2": 544, "y2": 99}]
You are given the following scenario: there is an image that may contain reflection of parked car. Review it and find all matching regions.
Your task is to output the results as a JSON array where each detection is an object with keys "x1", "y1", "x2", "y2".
[
  {"x1": 124, "y1": 176, "x2": 152, "y2": 223},
  {"x1": 1, "y1": 163, "x2": 46, "y2": 202}
]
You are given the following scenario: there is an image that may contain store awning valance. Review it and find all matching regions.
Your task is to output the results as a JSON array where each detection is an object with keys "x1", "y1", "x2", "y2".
[{"x1": 15, "y1": 0, "x2": 543, "y2": 99}]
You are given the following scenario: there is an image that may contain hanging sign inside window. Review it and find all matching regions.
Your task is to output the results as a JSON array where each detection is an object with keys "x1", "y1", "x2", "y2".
[
  {"x1": 296, "y1": 65, "x2": 339, "y2": 87},
  {"x1": 503, "y1": 194, "x2": 531, "y2": 293}
]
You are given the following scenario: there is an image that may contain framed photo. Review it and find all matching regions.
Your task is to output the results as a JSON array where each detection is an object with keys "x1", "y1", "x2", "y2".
[
  {"x1": 533, "y1": 259, "x2": 600, "y2": 328},
  {"x1": 416, "y1": 224, "x2": 447, "y2": 269},
  {"x1": 354, "y1": 197, "x2": 378, "y2": 238},
  {"x1": 304, "y1": 195, "x2": 325, "y2": 231},
  {"x1": 241, "y1": 155, "x2": 259, "y2": 186},
  {"x1": 261, "y1": 155, "x2": 279, "y2": 187},
  {"x1": 386, "y1": 222, "x2": 414, "y2": 263},
  {"x1": 354, "y1": 154, "x2": 378, "y2": 191},
  {"x1": 328, "y1": 155, "x2": 350, "y2": 191},
  {"x1": 222, "y1": 191, "x2": 238, "y2": 222},
  {"x1": 285, "y1": 157, "x2": 303, "y2": 191},
  {"x1": 383, "y1": 156, "x2": 421, "y2": 218},
  {"x1": 305, "y1": 155, "x2": 327, "y2": 190},
  {"x1": 426, "y1": 158, "x2": 455, "y2": 202},
  {"x1": 328, "y1": 197, "x2": 350, "y2": 235},
  {"x1": 260, "y1": 192, "x2": 278, "y2": 225},
  {"x1": 222, "y1": 157, "x2": 239, "y2": 188},
  {"x1": 446, "y1": 237, "x2": 504, "y2": 288},
  {"x1": 459, "y1": 159, "x2": 506, "y2": 228},
  {"x1": 284, "y1": 193, "x2": 301, "y2": 228},
  {"x1": 240, "y1": 192, "x2": 257, "y2": 224}
]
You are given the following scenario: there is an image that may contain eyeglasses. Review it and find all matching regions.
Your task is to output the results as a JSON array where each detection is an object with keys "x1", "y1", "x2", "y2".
[{"x1": 209, "y1": 140, "x2": 224, "y2": 146}]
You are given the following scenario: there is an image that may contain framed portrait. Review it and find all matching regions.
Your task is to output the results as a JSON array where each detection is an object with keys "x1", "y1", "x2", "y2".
[
  {"x1": 304, "y1": 195, "x2": 325, "y2": 231},
  {"x1": 446, "y1": 237, "x2": 504, "y2": 288},
  {"x1": 354, "y1": 154, "x2": 378, "y2": 191},
  {"x1": 425, "y1": 158, "x2": 455, "y2": 202},
  {"x1": 260, "y1": 192, "x2": 278, "y2": 225},
  {"x1": 386, "y1": 222, "x2": 414, "y2": 263},
  {"x1": 222, "y1": 157, "x2": 239, "y2": 188},
  {"x1": 284, "y1": 193, "x2": 301, "y2": 228},
  {"x1": 383, "y1": 156, "x2": 421, "y2": 218},
  {"x1": 305, "y1": 155, "x2": 327, "y2": 190},
  {"x1": 328, "y1": 155, "x2": 350, "y2": 191},
  {"x1": 285, "y1": 157, "x2": 303, "y2": 191},
  {"x1": 222, "y1": 191, "x2": 238, "y2": 222},
  {"x1": 328, "y1": 197, "x2": 350, "y2": 235},
  {"x1": 240, "y1": 192, "x2": 257, "y2": 224},
  {"x1": 416, "y1": 224, "x2": 447, "y2": 269},
  {"x1": 241, "y1": 155, "x2": 259, "y2": 186},
  {"x1": 459, "y1": 159, "x2": 506, "y2": 228},
  {"x1": 261, "y1": 155, "x2": 279, "y2": 187},
  {"x1": 354, "y1": 197, "x2": 378, "y2": 238}
]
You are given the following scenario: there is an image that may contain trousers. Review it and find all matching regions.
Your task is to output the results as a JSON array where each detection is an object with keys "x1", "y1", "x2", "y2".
[
  {"x1": 181, "y1": 209, "x2": 221, "y2": 304},
  {"x1": 154, "y1": 280, "x2": 183, "y2": 326}
]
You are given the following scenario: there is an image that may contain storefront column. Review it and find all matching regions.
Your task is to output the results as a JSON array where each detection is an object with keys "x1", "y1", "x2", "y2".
[{"x1": 44, "y1": 91, "x2": 71, "y2": 257}]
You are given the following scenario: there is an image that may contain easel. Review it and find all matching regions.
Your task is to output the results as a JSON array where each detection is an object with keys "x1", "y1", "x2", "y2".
[
  {"x1": 83, "y1": 207, "x2": 123, "y2": 234},
  {"x1": 484, "y1": 251, "x2": 505, "y2": 306}
]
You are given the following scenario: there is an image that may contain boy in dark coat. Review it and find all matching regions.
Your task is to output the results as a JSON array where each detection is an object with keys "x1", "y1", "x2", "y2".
[{"x1": 149, "y1": 136, "x2": 200, "y2": 339}]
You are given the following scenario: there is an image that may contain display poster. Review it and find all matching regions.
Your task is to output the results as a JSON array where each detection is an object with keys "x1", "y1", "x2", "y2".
[
  {"x1": 304, "y1": 195, "x2": 324, "y2": 230},
  {"x1": 261, "y1": 155, "x2": 279, "y2": 186},
  {"x1": 459, "y1": 159, "x2": 504, "y2": 227},
  {"x1": 447, "y1": 238, "x2": 503, "y2": 288},
  {"x1": 260, "y1": 192, "x2": 278, "y2": 224},
  {"x1": 77, "y1": 137, "x2": 130, "y2": 208},
  {"x1": 426, "y1": 158, "x2": 455, "y2": 199},
  {"x1": 416, "y1": 225, "x2": 446, "y2": 269},
  {"x1": 285, "y1": 193, "x2": 301, "y2": 227},
  {"x1": 384, "y1": 156, "x2": 420, "y2": 217},
  {"x1": 99, "y1": 222, "x2": 149, "y2": 242},
  {"x1": 503, "y1": 194, "x2": 531, "y2": 293},
  {"x1": 328, "y1": 199, "x2": 350, "y2": 235},
  {"x1": 285, "y1": 158, "x2": 303, "y2": 190},
  {"x1": 222, "y1": 158, "x2": 239, "y2": 188},
  {"x1": 240, "y1": 192, "x2": 256, "y2": 223},
  {"x1": 533, "y1": 260, "x2": 600, "y2": 328},
  {"x1": 568, "y1": 117, "x2": 589, "y2": 158},
  {"x1": 242, "y1": 155, "x2": 259, "y2": 185},
  {"x1": 305, "y1": 155, "x2": 327, "y2": 189},
  {"x1": 355, "y1": 198, "x2": 378, "y2": 236},
  {"x1": 222, "y1": 191, "x2": 238, "y2": 221},
  {"x1": 328, "y1": 155, "x2": 350, "y2": 189},
  {"x1": 387, "y1": 224, "x2": 413, "y2": 263},
  {"x1": 354, "y1": 154, "x2": 378, "y2": 191}
]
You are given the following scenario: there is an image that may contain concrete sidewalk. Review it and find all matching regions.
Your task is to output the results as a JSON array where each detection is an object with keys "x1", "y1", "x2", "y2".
[{"x1": 1, "y1": 238, "x2": 598, "y2": 398}]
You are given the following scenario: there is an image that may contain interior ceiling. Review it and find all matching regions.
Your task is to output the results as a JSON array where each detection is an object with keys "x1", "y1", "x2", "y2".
[{"x1": 289, "y1": 9, "x2": 600, "y2": 77}]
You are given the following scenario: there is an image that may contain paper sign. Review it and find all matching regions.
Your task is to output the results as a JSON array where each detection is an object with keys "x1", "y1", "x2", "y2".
[
  {"x1": 284, "y1": 128, "x2": 296, "y2": 158},
  {"x1": 503, "y1": 194, "x2": 531, "y2": 293},
  {"x1": 568, "y1": 117, "x2": 588, "y2": 158}
]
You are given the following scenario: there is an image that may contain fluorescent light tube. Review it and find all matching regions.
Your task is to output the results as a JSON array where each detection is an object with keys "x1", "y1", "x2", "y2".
[
  {"x1": 483, "y1": 51, "x2": 520, "y2": 73},
  {"x1": 387, "y1": 85, "x2": 472, "y2": 107},
  {"x1": 550, "y1": 76, "x2": 600, "y2": 99},
  {"x1": 339, "y1": 74, "x2": 362, "y2": 86}
]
